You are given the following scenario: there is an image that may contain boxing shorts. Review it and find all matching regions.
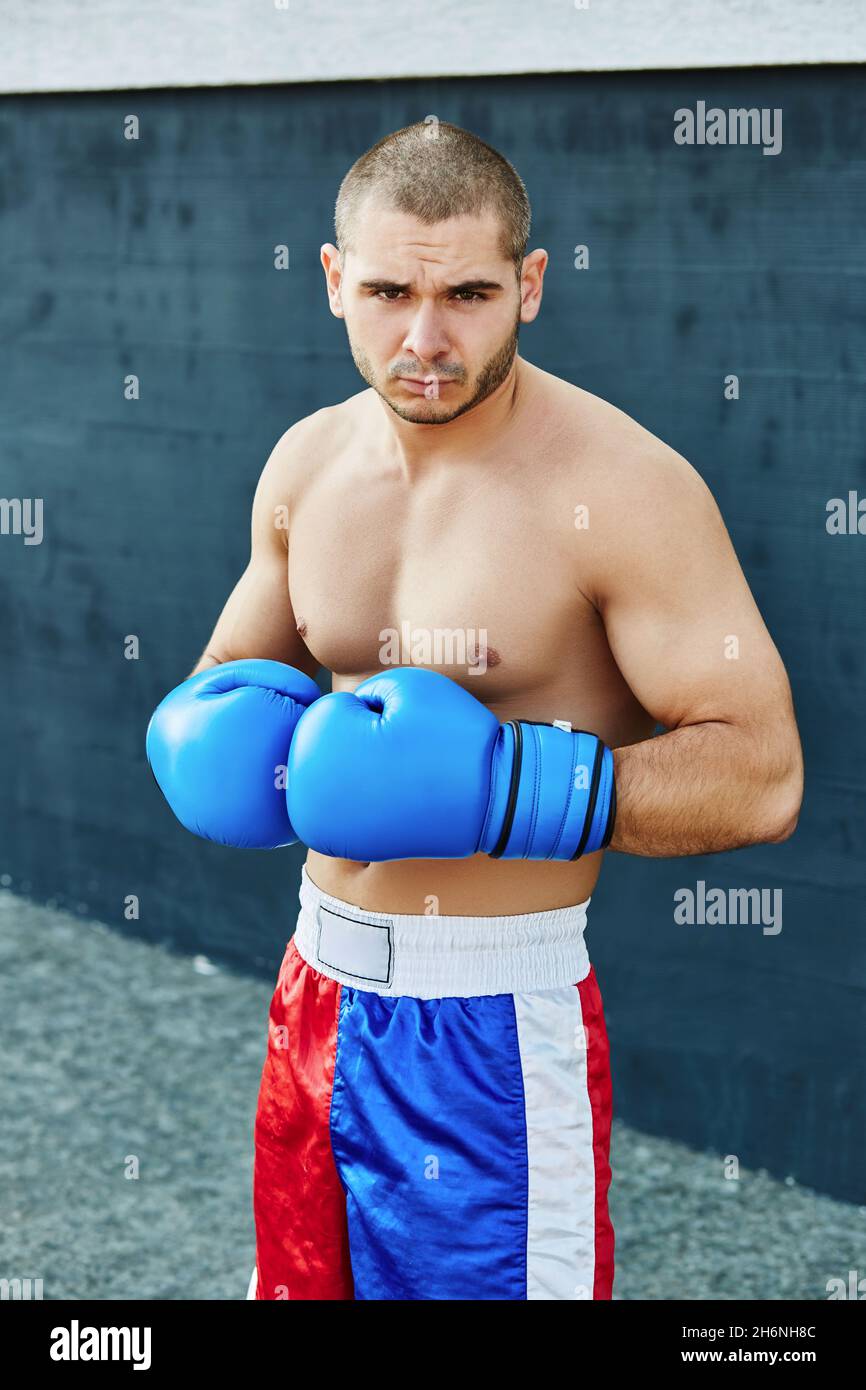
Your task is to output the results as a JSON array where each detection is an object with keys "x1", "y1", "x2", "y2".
[{"x1": 251, "y1": 866, "x2": 614, "y2": 1300}]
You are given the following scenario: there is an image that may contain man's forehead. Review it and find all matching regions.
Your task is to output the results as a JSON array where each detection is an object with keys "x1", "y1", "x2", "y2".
[{"x1": 349, "y1": 201, "x2": 507, "y2": 262}]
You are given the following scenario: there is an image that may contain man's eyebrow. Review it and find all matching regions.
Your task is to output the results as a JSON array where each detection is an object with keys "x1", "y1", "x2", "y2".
[
  {"x1": 358, "y1": 278, "x2": 506, "y2": 294},
  {"x1": 358, "y1": 279, "x2": 413, "y2": 293},
  {"x1": 447, "y1": 279, "x2": 505, "y2": 293}
]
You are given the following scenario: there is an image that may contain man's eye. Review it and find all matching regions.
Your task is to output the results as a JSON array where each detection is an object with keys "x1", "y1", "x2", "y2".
[
  {"x1": 376, "y1": 289, "x2": 405, "y2": 301},
  {"x1": 453, "y1": 291, "x2": 485, "y2": 303}
]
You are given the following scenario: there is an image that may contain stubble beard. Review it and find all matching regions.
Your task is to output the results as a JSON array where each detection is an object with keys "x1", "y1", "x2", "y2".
[{"x1": 349, "y1": 315, "x2": 521, "y2": 425}]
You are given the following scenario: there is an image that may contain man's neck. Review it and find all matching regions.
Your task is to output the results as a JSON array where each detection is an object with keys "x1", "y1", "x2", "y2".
[{"x1": 378, "y1": 357, "x2": 528, "y2": 478}]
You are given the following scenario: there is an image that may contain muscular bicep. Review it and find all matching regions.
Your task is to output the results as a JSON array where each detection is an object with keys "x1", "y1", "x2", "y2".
[
  {"x1": 194, "y1": 440, "x2": 318, "y2": 678},
  {"x1": 595, "y1": 455, "x2": 791, "y2": 733},
  {"x1": 198, "y1": 558, "x2": 316, "y2": 675}
]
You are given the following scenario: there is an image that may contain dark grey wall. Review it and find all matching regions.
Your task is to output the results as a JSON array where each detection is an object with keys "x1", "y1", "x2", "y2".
[{"x1": 1, "y1": 70, "x2": 863, "y2": 1199}]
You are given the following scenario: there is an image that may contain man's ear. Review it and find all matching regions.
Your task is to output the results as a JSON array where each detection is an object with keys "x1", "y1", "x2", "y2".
[
  {"x1": 519, "y1": 248, "x2": 548, "y2": 324},
  {"x1": 320, "y1": 243, "x2": 345, "y2": 319}
]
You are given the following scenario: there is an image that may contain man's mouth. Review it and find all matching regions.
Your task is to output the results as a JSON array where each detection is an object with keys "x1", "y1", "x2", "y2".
[{"x1": 397, "y1": 377, "x2": 455, "y2": 395}]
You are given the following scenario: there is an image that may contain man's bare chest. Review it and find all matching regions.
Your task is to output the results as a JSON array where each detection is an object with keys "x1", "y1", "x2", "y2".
[{"x1": 287, "y1": 462, "x2": 586, "y2": 692}]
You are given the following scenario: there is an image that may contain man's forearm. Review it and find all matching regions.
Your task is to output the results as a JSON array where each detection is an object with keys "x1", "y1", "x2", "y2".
[{"x1": 609, "y1": 720, "x2": 803, "y2": 857}]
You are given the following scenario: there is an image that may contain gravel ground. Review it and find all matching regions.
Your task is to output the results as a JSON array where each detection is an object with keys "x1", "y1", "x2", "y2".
[{"x1": 1, "y1": 891, "x2": 861, "y2": 1300}]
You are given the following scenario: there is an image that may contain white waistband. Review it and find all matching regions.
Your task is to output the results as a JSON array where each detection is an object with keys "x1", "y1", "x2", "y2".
[{"x1": 293, "y1": 866, "x2": 592, "y2": 999}]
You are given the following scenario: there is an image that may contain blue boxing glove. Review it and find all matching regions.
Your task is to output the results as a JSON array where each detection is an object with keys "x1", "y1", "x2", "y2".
[
  {"x1": 286, "y1": 666, "x2": 615, "y2": 862},
  {"x1": 146, "y1": 659, "x2": 321, "y2": 848}
]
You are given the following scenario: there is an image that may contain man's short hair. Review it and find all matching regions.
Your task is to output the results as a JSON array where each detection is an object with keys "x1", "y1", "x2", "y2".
[{"x1": 335, "y1": 122, "x2": 531, "y2": 269}]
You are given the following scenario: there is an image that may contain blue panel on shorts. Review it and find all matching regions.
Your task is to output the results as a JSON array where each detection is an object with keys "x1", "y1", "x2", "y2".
[{"x1": 329, "y1": 987, "x2": 529, "y2": 1300}]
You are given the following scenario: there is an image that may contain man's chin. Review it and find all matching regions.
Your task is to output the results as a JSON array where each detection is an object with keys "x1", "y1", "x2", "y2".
[{"x1": 379, "y1": 389, "x2": 468, "y2": 425}]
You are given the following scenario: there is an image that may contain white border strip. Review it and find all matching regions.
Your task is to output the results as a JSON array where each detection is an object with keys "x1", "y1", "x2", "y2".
[{"x1": 2, "y1": 0, "x2": 864, "y2": 95}]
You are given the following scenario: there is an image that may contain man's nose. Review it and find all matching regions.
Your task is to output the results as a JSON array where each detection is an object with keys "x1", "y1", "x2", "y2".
[{"x1": 402, "y1": 304, "x2": 450, "y2": 364}]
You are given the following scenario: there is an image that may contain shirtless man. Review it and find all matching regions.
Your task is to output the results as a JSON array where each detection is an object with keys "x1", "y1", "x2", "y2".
[{"x1": 147, "y1": 122, "x2": 803, "y2": 1301}]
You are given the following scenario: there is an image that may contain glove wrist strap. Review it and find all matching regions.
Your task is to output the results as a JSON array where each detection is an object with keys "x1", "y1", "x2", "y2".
[{"x1": 484, "y1": 720, "x2": 616, "y2": 861}]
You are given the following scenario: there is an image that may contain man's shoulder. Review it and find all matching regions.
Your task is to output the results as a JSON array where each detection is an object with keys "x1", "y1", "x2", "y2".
[
  {"x1": 260, "y1": 390, "x2": 377, "y2": 501},
  {"x1": 271, "y1": 389, "x2": 376, "y2": 459},
  {"x1": 535, "y1": 369, "x2": 710, "y2": 510}
]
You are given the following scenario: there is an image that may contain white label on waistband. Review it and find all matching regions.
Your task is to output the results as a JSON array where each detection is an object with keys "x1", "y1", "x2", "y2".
[{"x1": 316, "y1": 905, "x2": 393, "y2": 985}]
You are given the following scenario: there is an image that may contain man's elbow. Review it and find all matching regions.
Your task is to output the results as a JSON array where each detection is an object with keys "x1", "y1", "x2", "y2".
[
  {"x1": 765, "y1": 808, "x2": 799, "y2": 844},
  {"x1": 761, "y1": 758, "x2": 804, "y2": 844}
]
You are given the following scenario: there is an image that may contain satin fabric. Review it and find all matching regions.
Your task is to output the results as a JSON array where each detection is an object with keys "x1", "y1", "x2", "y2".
[{"x1": 253, "y1": 941, "x2": 614, "y2": 1301}]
